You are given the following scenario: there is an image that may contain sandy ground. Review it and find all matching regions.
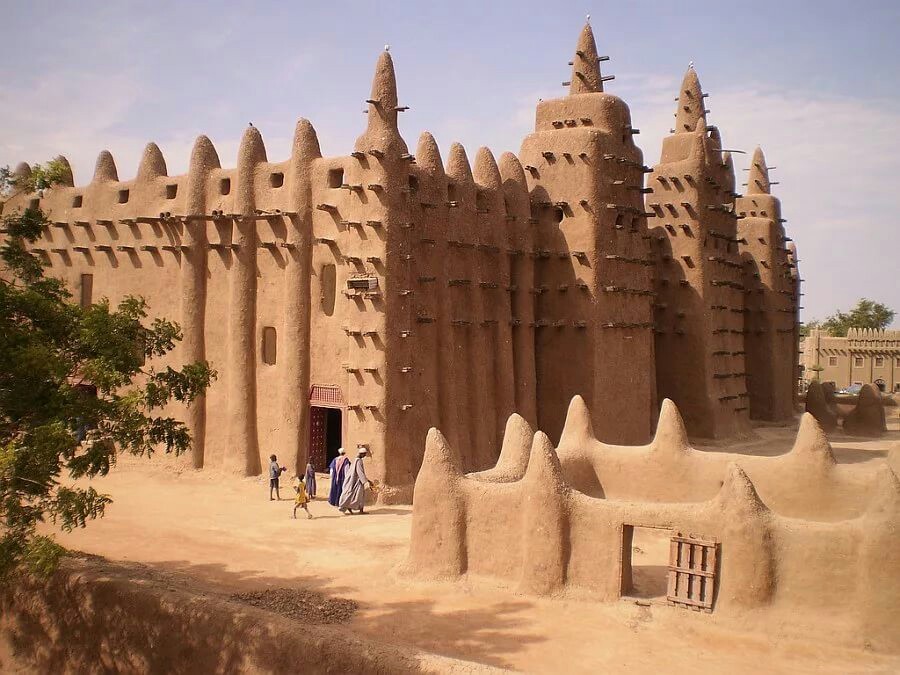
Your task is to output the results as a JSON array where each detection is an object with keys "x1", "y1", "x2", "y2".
[{"x1": 18, "y1": 415, "x2": 900, "y2": 674}]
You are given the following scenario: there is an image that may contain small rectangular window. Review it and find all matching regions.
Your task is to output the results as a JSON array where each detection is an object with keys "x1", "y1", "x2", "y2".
[
  {"x1": 875, "y1": 356, "x2": 884, "y2": 367},
  {"x1": 118, "y1": 189, "x2": 130, "y2": 204},
  {"x1": 219, "y1": 177, "x2": 231, "y2": 195},
  {"x1": 327, "y1": 168, "x2": 344, "y2": 189},
  {"x1": 828, "y1": 356, "x2": 837, "y2": 367},
  {"x1": 262, "y1": 326, "x2": 277, "y2": 365},
  {"x1": 80, "y1": 274, "x2": 93, "y2": 308},
  {"x1": 166, "y1": 184, "x2": 178, "y2": 199},
  {"x1": 269, "y1": 172, "x2": 284, "y2": 188},
  {"x1": 28, "y1": 198, "x2": 40, "y2": 211},
  {"x1": 72, "y1": 195, "x2": 83, "y2": 208},
  {"x1": 854, "y1": 356, "x2": 864, "y2": 367}
]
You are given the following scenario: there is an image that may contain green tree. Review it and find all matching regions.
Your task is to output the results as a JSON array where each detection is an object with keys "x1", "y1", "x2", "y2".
[
  {"x1": 1, "y1": 203, "x2": 215, "y2": 580},
  {"x1": 0, "y1": 157, "x2": 71, "y2": 197},
  {"x1": 799, "y1": 319, "x2": 819, "y2": 338},
  {"x1": 819, "y1": 299, "x2": 896, "y2": 337}
]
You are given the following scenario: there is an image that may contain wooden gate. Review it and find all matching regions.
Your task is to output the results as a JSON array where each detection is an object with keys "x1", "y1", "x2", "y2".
[
  {"x1": 309, "y1": 407, "x2": 327, "y2": 470},
  {"x1": 667, "y1": 533, "x2": 717, "y2": 612}
]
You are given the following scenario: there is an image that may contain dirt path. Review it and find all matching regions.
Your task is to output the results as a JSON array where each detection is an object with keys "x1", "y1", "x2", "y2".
[{"x1": 26, "y1": 420, "x2": 900, "y2": 673}]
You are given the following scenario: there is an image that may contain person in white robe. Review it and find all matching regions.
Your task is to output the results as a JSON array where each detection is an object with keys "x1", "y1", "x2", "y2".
[{"x1": 338, "y1": 447, "x2": 371, "y2": 514}]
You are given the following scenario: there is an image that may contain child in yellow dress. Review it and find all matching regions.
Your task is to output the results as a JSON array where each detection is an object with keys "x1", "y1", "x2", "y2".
[{"x1": 293, "y1": 475, "x2": 313, "y2": 520}]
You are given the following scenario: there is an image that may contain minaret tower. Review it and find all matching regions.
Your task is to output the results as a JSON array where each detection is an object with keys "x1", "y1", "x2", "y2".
[
  {"x1": 737, "y1": 147, "x2": 795, "y2": 421},
  {"x1": 649, "y1": 66, "x2": 750, "y2": 439},
  {"x1": 519, "y1": 20, "x2": 656, "y2": 444}
]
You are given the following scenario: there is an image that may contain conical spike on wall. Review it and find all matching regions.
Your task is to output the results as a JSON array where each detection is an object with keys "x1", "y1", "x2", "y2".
[
  {"x1": 746, "y1": 147, "x2": 771, "y2": 195},
  {"x1": 11, "y1": 162, "x2": 31, "y2": 193},
  {"x1": 235, "y1": 126, "x2": 267, "y2": 215},
  {"x1": 188, "y1": 136, "x2": 221, "y2": 197},
  {"x1": 787, "y1": 413, "x2": 836, "y2": 467},
  {"x1": 675, "y1": 66, "x2": 706, "y2": 133},
  {"x1": 54, "y1": 155, "x2": 74, "y2": 187},
  {"x1": 473, "y1": 147, "x2": 502, "y2": 189},
  {"x1": 520, "y1": 431, "x2": 568, "y2": 594},
  {"x1": 492, "y1": 413, "x2": 535, "y2": 479},
  {"x1": 715, "y1": 463, "x2": 770, "y2": 517},
  {"x1": 136, "y1": 142, "x2": 167, "y2": 181},
  {"x1": 416, "y1": 132, "x2": 444, "y2": 176},
  {"x1": 712, "y1": 463, "x2": 775, "y2": 608},
  {"x1": 365, "y1": 49, "x2": 399, "y2": 134},
  {"x1": 446, "y1": 142, "x2": 474, "y2": 183},
  {"x1": 858, "y1": 462, "x2": 900, "y2": 651},
  {"x1": 498, "y1": 152, "x2": 528, "y2": 204},
  {"x1": 650, "y1": 399, "x2": 690, "y2": 454},
  {"x1": 92, "y1": 150, "x2": 118, "y2": 183},
  {"x1": 420, "y1": 427, "x2": 464, "y2": 479},
  {"x1": 523, "y1": 431, "x2": 566, "y2": 487},
  {"x1": 292, "y1": 118, "x2": 321, "y2": 159},
  {"x1": 409, "y1": 428, "x2": 468, "y2": 577},
  {"x1": 864, "y1": 464, "x2": 900, "y2": 520},
  {"x1": 559, "y1": 395, "x2": 596, "y2": 446},
  {"x1": 569, "y1": 22, "x2": 604, "y2": 95}
]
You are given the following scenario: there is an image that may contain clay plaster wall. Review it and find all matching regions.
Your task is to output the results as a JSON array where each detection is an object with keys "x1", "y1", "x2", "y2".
[
  {"x1": 736, "y1": 148, "x2": 796, "y2": 421},
  {"x1": 649, "y1": 69, "x2": 751, "y2": 439},
  {"x1": 2, "y1": 22, "x2": 801, "y2": 497},
  {"x1": 408, "y1": 395, "x2": 900, "y2": 652}
]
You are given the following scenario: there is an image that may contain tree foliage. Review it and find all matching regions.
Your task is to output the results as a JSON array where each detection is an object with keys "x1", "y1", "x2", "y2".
[
  {"x1": 0, "y1": 157, "x2": 71, "y2": 198},
  {"x1": 1, "y1": 203, "x2": 215, "y2": 580},
  {"x1": 816, "y1": 299, "x2": 896, "y2": 337}
]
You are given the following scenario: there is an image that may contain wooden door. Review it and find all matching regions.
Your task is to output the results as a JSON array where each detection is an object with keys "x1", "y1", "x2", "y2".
[
  {"x1": 667, "y1": 532, "x2": 718, "y2": 612},
  {"x1": 309, "y1": 407, "x2": 327, "y2": 470}
]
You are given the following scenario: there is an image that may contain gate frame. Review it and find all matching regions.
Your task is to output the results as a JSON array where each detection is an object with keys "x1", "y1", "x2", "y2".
[{"x1": 308, "y1": 384, "x2": 346, "y2": 471}]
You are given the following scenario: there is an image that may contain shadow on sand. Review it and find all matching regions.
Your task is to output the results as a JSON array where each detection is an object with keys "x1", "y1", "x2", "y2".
[{"x1": 1, "y1": 551, "x2": 542, "y2": 672}]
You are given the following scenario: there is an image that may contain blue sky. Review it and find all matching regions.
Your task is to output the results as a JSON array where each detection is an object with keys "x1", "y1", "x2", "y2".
[{"x1": 2, "y1": 0, "x2": 898, "y2": 325}]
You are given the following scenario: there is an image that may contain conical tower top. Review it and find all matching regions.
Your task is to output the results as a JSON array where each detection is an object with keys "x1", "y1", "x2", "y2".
[
  {"x1": 747, "y1": 146, "x2": 771, "y2": 194},
  {"x1": 366, "y1": 48, "x2": 399, "y2": 133},
  {"x1": 569, "y1": 22, "x2": 605, "y2": 95},
  {"x1": 675, "y1": 66, "x2": 706, "y2": 133}
]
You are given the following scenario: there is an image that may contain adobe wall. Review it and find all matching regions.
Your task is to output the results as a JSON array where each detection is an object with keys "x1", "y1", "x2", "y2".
[
  {"x1": 649, "y1": 69, "x2": 750, "y2": 439},
  {"x1": 1, "y1": 22, "x2": 802, "y2": 497},
  {"x1": 736, "y1": 148, "x2": 795, "y2": 421},
  {"x1": 1, "y1": 46, "x2": 544, "y2": 501},
  {"x1": 802, "y1": 328, "x2": 900, "y2": 392},
  {"x1": 518, "y1": 24, "x2": 656, "y2": 445},
  {"x1": 407, "y1": 396, "x2": 900, "y2": 652}
]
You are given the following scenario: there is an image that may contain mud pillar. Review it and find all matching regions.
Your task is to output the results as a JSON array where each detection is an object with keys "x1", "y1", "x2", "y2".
[
  {"x1": 281, "y1": 119, "x2": 321, "y2": 473},
  {"x1": 180, "y1": 136, "x2": 219, "y2": 468},
  {"x1": 227, "y1": 127, "x2": 265, "y2": 475}
]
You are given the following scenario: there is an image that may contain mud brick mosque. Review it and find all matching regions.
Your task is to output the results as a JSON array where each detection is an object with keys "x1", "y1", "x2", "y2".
[{"x1": 2, "y1": 23, "x2": 800, "y2": 501}]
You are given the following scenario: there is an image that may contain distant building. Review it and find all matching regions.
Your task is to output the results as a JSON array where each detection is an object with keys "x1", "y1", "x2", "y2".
[{"x1": 801, "y1": 328, "x2": 900, "y2": 392}]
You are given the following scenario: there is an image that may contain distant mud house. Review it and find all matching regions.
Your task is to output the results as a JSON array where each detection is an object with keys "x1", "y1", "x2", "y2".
[{"x1": 1, "y1": 23, "x2": 799, "y2": 501}]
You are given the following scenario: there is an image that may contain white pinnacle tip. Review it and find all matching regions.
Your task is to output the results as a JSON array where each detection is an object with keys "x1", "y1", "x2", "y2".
[
  {"x1": 586, "y1": 13, "x2": 591, "y2": 22},
  {"x1": 384, "y1": 44, "x2": 390, "y2": 52},
  {"x1": 689, "y1": 60, "x2": 695, "y2": 69}
]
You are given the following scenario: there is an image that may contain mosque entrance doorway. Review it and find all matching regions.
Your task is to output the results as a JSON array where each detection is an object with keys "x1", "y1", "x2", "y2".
[{"x1": 308, "y1": 385, "x2": 345, "y2": 471}]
